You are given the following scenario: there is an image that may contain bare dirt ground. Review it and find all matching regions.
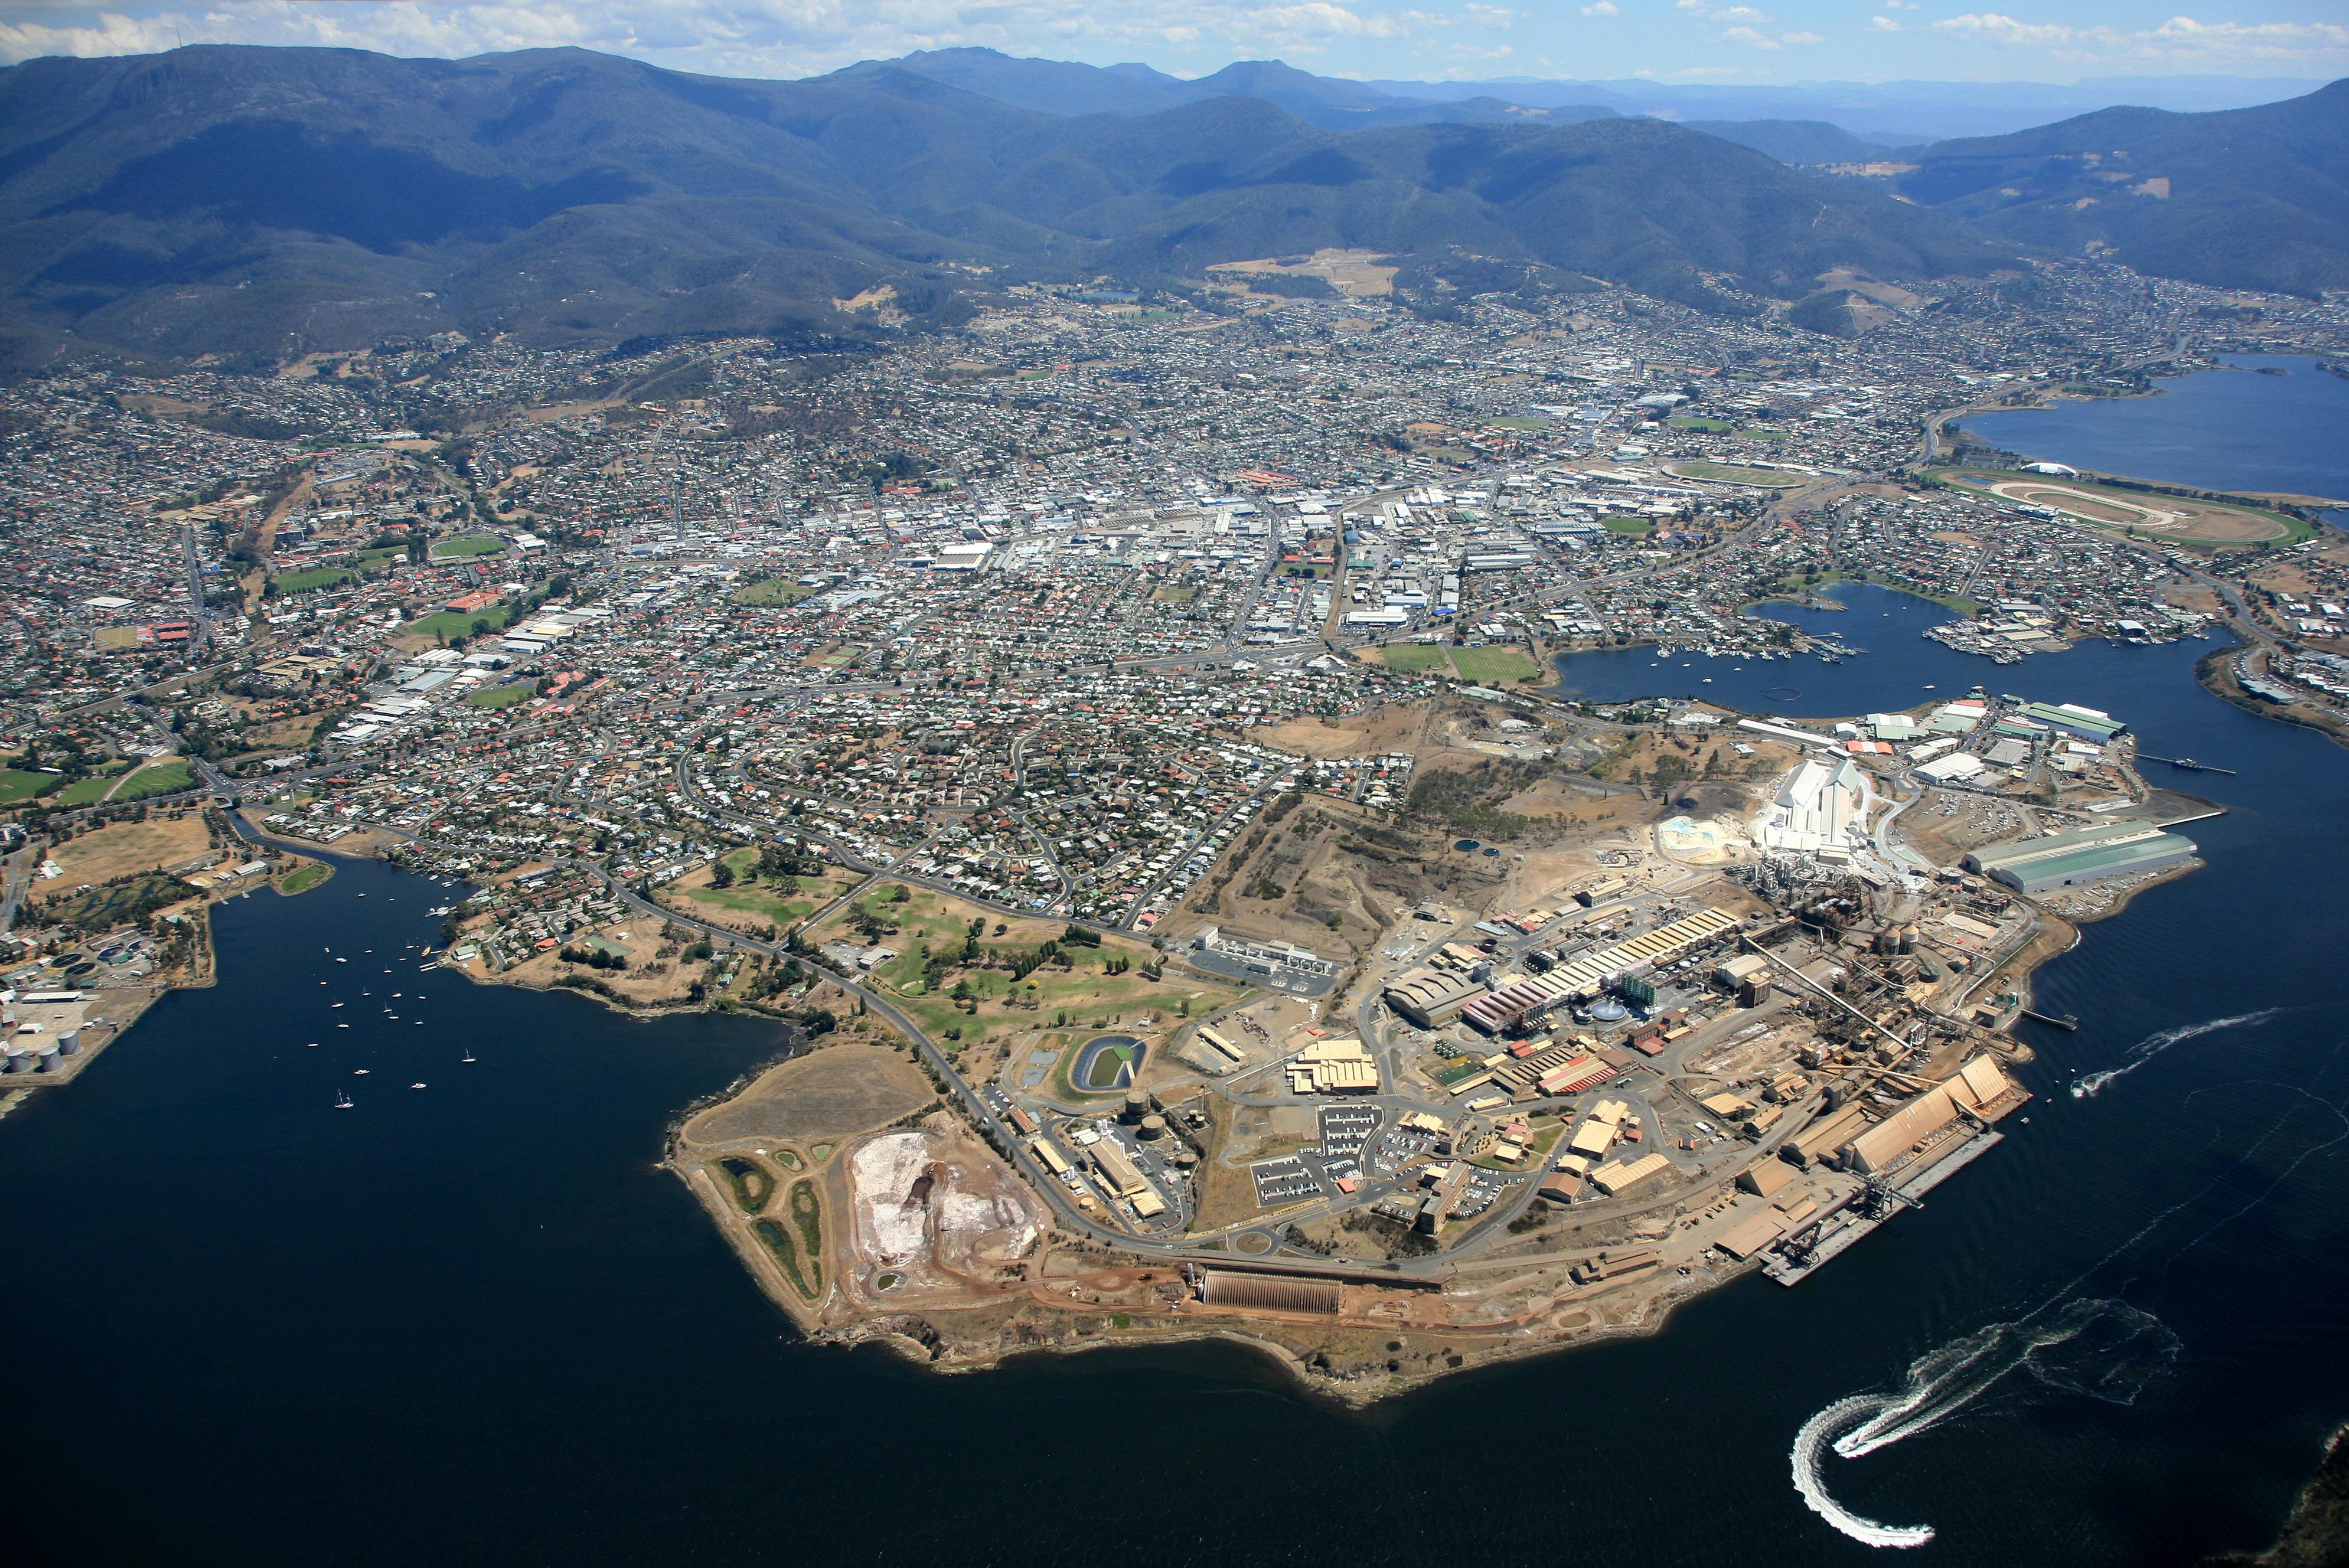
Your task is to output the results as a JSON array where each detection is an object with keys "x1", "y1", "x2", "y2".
[
  {"x1": 1208, "y1": 249, "x2": 1398, "y2": 298},
  {"x1": 33, "y1": 813, "x2": 214, "y2": 896},
  {"x1": 1894, "y1": 788, "x2": 2033, "y2": 867},
  {"x1": 840, "y1": 1115, "x2": 1042, "y2": 1302},
  {"x1": 1497, "y1": 778, "x2": 1654, "y2": 828},
  {"x1": 685, "y1": 1043, "x2": 936, "y2": 1148},
  {"x1": 1254, "y1": 701, "x2": 1428, "y2": 759}
]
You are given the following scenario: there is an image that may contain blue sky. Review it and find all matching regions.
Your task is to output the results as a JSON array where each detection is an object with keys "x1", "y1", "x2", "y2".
[{"x1": 1, "y1": 1, "x2": 2344, "y2": 84}]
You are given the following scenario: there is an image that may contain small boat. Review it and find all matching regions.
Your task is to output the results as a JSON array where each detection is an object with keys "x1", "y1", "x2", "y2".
[
  {"x1": 353, "y1": 1069, "x2": 370, "y2": 1076},
  {"x1": 338, "y1": 1023, "x2": 350, "y2": 1029},
  {"x1": 331, "y1": 1002, "x2": 343, "y2": 1010},
  {"x1": 306, "y1": 1042, "x2": 318, "y2": 1048},
  {"x1": 409, "y1": 1082, "x2": 426, "y2": 1090},
  {"x1": 335, "y1": 957, "x2": 348, "y2": 964},
  {"x1": 461, "y1": 1051, "x2": 477, "y2": 1064},
  {"x1": 335, "y1": 1090, "x2": 354, "y2": 1110}
]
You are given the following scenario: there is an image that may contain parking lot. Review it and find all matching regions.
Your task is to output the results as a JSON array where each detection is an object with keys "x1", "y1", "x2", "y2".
[{"x1": 1248, "y1": 1154, "x2": 1330, "y2": 1207}]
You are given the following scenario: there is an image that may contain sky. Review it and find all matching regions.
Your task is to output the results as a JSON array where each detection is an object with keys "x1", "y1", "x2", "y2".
[{"x1": 1, "y1": 0, "x2": 2344, "y2": 85}]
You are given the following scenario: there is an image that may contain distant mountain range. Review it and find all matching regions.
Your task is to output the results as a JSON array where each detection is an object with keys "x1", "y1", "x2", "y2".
[
  {"x1": 1896, "y1": 80, "x2": 2349, "y2": 296},
  {"x1": 881, "y1": 50, "x2": 2325, "y2": 146},
  {"x1": 0, "y1": 44, "x2": 2339, "y2": 366}
]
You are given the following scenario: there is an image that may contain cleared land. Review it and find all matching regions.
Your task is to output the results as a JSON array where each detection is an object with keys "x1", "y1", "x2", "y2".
[
  {"x1": 684, "y1": 1044, "x2": 935, "y2": 1147},
  {"x1": 33, "y1": 814, "x2": 211, "y2": 893},
  {"x1": 464, "y1": 684, "x2": 532, "y2": 709}
]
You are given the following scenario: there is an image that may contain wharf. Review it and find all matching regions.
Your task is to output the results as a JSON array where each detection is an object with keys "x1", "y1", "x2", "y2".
[{"x1": 1763, "y1": 1126, "x2": 2006, "y2": 1286}]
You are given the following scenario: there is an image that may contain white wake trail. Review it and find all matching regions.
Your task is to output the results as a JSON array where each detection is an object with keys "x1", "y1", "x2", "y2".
[
  {"x1": 1793, "y1": 1396, "x2": 1936, "y2": 1549},
  {"x1": 2073, "y1": 1008, "x2": 2281, "y2": 1097},
  {"x1": 1792, "y1": 1300, "x2": 2178, "y2": 1549}
]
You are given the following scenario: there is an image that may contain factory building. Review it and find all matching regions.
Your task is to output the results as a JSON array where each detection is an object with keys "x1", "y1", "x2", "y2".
[
  {"x1": 1382, "y1": 967, "x2": 1486, "y2": 1027},
  {"x1": 1963, "y1": 821, "x2": 2197, "y2": 894},
  {"x1": 1757, "y1": 757, "x2": 1866, "y2": 854},
  {"x1": 1456, "y1": 907, "x2": 1741, "y2": 1035},
  {"x1": 2016, "y1": 701, "x2": 2126, "y2": 743},
  {"x1": 1088, "y1": 1138, "x2": 1149, "y2": 1199}
]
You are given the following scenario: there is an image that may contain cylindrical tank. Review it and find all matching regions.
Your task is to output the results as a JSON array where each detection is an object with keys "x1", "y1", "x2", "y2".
[
  {"x1": 1138, "y1": 1113, "x2": 1167, "y2": 1141},
  {"x1": 1172, "y1": 1147, "x2": 1198, "y2": 1167},
  {"x1": 1121, "y1": 1089, "x2": 1149, "y2": 1123},
  {"x1": 1898, "y1": 926, "x2": 1917, "y2": 955},
  {"x1": 3, "y1": 1047, "x2": 30, "y2": 1074},
  {"x1": 57, "y1": 1029, "x2": 81, "y2": 1057},
  {"x1": 34, "y1": 1043, "x2": 63, "y2": 1072}
]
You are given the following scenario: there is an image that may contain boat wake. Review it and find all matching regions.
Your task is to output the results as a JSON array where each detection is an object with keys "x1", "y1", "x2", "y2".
[
  {"x1": 1792, "y1": 1298, "x2": 2180, "y2": 1549},
  {"x1": 2073, "y1": 1008, "x2": 2281, "y2": 1097}
]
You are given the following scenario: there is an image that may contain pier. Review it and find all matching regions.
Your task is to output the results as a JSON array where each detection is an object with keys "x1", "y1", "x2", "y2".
[{"x1": 2139, "y1": 754, "x2": 2240, "y2": 775}]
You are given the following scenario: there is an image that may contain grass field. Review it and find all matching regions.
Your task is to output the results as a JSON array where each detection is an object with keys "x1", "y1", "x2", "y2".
[
  {"x1": 465, "y1": 684, "x2": 533, "y2": 709},
  {"x1": 1152, "y1": 584, "x2": 1199, "y2": 603},
  {"x1": 732, "y1": 578, "x2": 817, "y2": 607},
  {"x1": 52, "y1": 763, "x2": 133, "y2": 807},
  {"x1": 1488, "y1": 416, "x2": 1552, "y2": 431},
  {"x1": 272, "y1": 566, "x2": 355, "y2": 594},
  {"x1": 112, "y1": 760, "x2": 197, "y2": 801},
  {"x1": 1665, "y1": 461, "x2": 1809, "y2": 488},
  {"x1": 431, "y1": 534, "x2": 508, "y2": 558},
  {"x1": 810, "y1": 884, "x2": 1213, "y2": 1046},
  {"x1": 0, "y1": 769, "x2": 53, "y2": 805},
  {"x1": 1450, "y1": 646, "x2": 1542, "y2": 683},
  {"x1": 1669, "y1": 417, "x2": 1784, "y2": 440},
  {"x1": 407, "y1": 597, "x2": 531, "y2": 641},
  {"x1": 278, "y1": 862, "x2": 331, "y2": 895},
  {"x1": 1381, "y1": 643, "x2": 1451, "y2": 672},
  {"x1": 676, "y1": 876, "x2": 828, "y2": 930},
  {"x1": 1600, "y1": 514, "x2": 1655, "y2": 535}
]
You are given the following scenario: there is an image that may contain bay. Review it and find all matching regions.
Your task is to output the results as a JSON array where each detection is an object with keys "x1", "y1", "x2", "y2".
[{"x1": 1962, "y1": 354, "x2": 2349, "y2": 521}]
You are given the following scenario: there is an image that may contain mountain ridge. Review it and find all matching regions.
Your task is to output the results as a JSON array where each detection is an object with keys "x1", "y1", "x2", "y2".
[{"x1": 0, "y1": 44, "x2": 2015, "y2": 364}]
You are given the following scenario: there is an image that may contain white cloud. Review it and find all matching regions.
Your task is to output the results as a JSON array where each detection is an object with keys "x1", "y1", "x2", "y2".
[
  {"x1": 1780, "y1": 30, "x2": 1822, "y2": 43},
  {"x1": 1678, "y1": 0, "x2": 1770, "y2": 19},
  {"x1": 0, "y1": 2, "x2": 1439, "y2": 73},
  {"x1": 1721, "y1": 24, "x2": 1779, "y2": 48},
  {"x1": 1870, "y1": 15, "x2": 1901, "y2": 30},
  {"x1": 1581, "y1": 0, "x2": 1620, "y2": 14},
  {"x1": 1930, "y1": 11, "x2": 2347, "y2": 60}
]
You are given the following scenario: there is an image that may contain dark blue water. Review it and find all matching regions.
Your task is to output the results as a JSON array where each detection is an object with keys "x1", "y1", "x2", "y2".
[
  {"x1": 1965, "y1": 355, "x2": 2349, "y2": 521},
  {"x1": 1552, "y1": 580, "x2": 2086, "y2": 716}
]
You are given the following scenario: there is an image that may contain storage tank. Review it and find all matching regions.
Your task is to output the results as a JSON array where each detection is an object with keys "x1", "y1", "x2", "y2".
[
  {"x1": 57, "y1": 1028, "x2": 81, "y2": 1057},
  {"x1": 1121, "y1": 1090, "x2": 1149, "y2": 1124},
  {"x1": 2, "y1": 1047, "x2": 30, "y2": 1075},
  {"x1": 1138, "y1": 1113, "x2": 1167, "y2": 1141},
  {"x1": 33, "y1": 1042, "x2": 63, "y2": 1072}
]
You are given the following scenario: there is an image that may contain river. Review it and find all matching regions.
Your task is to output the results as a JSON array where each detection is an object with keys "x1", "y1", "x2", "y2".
[{"x1": 8, "y1": 387, "x2": 2349, "y2": 1564}]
